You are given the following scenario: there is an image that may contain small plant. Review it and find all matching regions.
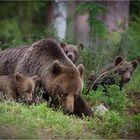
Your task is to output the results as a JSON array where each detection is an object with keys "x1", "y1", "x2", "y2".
[{"x1": 86, "y1": 110, "x2": 140, "y2": 138}]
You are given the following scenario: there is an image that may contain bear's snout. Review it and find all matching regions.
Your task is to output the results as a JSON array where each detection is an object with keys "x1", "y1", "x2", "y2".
[
  {"x1": 124, "y1": 77, "x2": 130, "y2": 83},
  {"x1": 64, "y1": 94, "x2": 74, "y2": 114},
  {"x1": 122, "y1": 71, "x2": 131, "y2": 83},
  {"x1": 67, "y1": 53, "x2": 75, "y2": 62}
]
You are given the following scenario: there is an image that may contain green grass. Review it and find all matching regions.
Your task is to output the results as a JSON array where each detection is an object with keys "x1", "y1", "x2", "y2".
[{"x1": 0, "y1": 101, "x2": 98, "y2": 139}]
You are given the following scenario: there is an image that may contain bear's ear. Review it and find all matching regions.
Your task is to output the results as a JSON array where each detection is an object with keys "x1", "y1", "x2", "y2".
[
  {"x1": 131, "y1": 60, "x2": 138, "y2": 69},
  {"x1": 15, "y1": 73, "x2": 23, "y2": 82},
  {"x1": 77, "y1": 43, "x2": 84, "y2": 50},
  {"x1": 31, "y1": 75, "x2": 40, "y2": 82},
  {"x1": 115, "y1": 56, "x2": 123, "y2": 66},
  {"x1": 77, "y1": 64, "x2": 84, "y2": 77},
  {"x1": 60, "y1": 42, "x2": 67, "y2": 49},
  {"x1": 51, "y1": 60, "x2": 63, "y2": 75}
]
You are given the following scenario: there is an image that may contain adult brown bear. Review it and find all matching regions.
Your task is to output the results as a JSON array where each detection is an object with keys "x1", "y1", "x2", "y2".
[{"x1": 0, "y1": 38, "x2": 93, "y2": 117}]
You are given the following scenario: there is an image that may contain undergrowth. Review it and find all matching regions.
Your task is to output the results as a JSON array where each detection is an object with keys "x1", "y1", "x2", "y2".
[
  {"x1": 0, "y1": 101, "x2": 97, "y2": 139},
  {"x1": 0, "y1": 75, "x2": 139, "y2": 139}
]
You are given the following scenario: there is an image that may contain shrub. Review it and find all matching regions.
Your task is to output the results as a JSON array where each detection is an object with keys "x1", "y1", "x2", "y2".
[{"x1": 84, "y1": 85, "x2": 129, "y2": 113}]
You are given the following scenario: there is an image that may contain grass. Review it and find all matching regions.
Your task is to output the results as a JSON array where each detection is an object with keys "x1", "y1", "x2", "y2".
[
  {"x1": 0, "y1": 67, "x2": 140, "y2": 139},
  {"x1": 0, "y1": 101, "x2": 98, "y2": 139}
]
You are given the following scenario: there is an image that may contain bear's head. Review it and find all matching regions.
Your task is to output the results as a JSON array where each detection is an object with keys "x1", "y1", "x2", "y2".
[
  {"x1": 15, "y1": 73, "x2": 39, "y2": 102},
  {"x1": 47, "y1": 60, "x2": 84, "y2": 114},
  {"x1": 60, "y1": 42, "x2": 84, "y2": 64},
  {"x1": 114, "y1": 56, "x2": 138, "y2": 83}
]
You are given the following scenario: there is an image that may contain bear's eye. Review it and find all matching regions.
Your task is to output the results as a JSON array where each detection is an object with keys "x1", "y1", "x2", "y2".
[
  {"x1": 121, "y1": 70, "x2": 126, "y2": 73},
  {"x1": 65, "y1": 51, "x2": 69, "y2": 54}
]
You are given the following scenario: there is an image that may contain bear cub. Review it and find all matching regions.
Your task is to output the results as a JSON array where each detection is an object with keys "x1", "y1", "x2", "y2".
[
  {"x1": 0, "y1": 73, "x2": 39, "y2": 102},
  {"x1": 60, "y1": 42, "x2": 84, "y2": 64},
  {"x1": 87, "y1": 56, "x2": 138, "y2": 91}
]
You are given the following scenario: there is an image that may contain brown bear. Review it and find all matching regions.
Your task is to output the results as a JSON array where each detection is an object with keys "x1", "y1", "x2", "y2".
[
  {"x1": 60, "y1": 42, "x2": 84, "y2": 64},
  {"x1": 0, "y1": 38, "x2": 93, "y2": 117},
  {"x1": 0, "y1": 73, "x2": 38, "y2": 102},
  {"x1": 87, "y1": 56, "x2": 138, "y2": 91}
]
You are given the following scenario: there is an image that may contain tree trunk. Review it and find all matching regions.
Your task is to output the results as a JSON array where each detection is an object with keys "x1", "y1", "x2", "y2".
[{"x1": 53, "y1": 0, "x2": 67, "y2": 40}]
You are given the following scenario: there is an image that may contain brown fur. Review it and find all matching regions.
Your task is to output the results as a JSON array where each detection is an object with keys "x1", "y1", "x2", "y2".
[
  {"x1": 73, "y1": 95, "x2": 93, "y2": 117},
  {"x1": 87, "y1": 56, "x2": 139, "y2": 91},
  {"x1": 0, "y1": 47, "x2": 28, "y2": 75},
  {"x1": 100, "y1": 56, "x2": 138, "y2": 84},
  {"x1": 0, "y1": 38, "x2": 93, "y2": 116},
  {"x1": 15, "y1": 39, "x2": 84, "y2": 114},
  {"x1": 0, "y1": 73, "x2": 38, "y2": 101},
  {"x1": 60, "y1": 42, "x2": 84, "y2": 64}
]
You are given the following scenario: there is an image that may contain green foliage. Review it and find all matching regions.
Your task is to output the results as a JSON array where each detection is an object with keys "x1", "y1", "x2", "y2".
[
  {"x1": 95, "y1": 111, "x2": 126, "y2": 138},
  {"x1": 79, "y1": 32, "x2": 127, "y2": 75},
  {"x1": 77, "y1": 2, "x2": 107, "y2": 47},
  {"x1": 85, "y1": 85, "x2": 129, "y2": 113},
  {"x1": 0, "y1": 19, "x2": 23, "y2": 49},
  {"x1": 0, "y1": 1, "x2": 45, "y2": 33},
  {"x1": 90, "y1": 111, "x2": 137, "y2": 139},
  {"x1": 83, "y1": 66, "x2": 140, "y2": 138},
  {"x1": 103, "y1": 86, "x2": 128, "y2": 113},
  {"x1": 79, "y1": 24, "x2": 139, "y2": 75},
  {"x1": 0, "y1": 1, "x2": 57, "y2": 49},
  {"x1": 125, "y1": 18, "x2": 140, "y2": 60},
  {"x1": 80, "y1": 46, "x2": 109, "y2": 76},
  {"x1": 132, "y1": 114, "x2": 140, "y2": 134},
  {"x1": 44, "y1": 25, "x2": 57, "y2": 39},
  {"x1": 130, "y1": 1, "x2": 140, "y2": 20},
  {"x1": 80, "y1": 48, "x2": 95, "y2": 76},
  {"x1": 87, "y1": 111, "x2": 140, "y2": 138}
]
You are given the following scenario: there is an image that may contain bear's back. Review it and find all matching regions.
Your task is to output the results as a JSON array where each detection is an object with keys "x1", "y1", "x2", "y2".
[
  {"x1": 0, "y1": 47, "x2": 28, "y2": 75},
  {"x1": 15, "y1": 38, "x2": 75, "y2": 76}
]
